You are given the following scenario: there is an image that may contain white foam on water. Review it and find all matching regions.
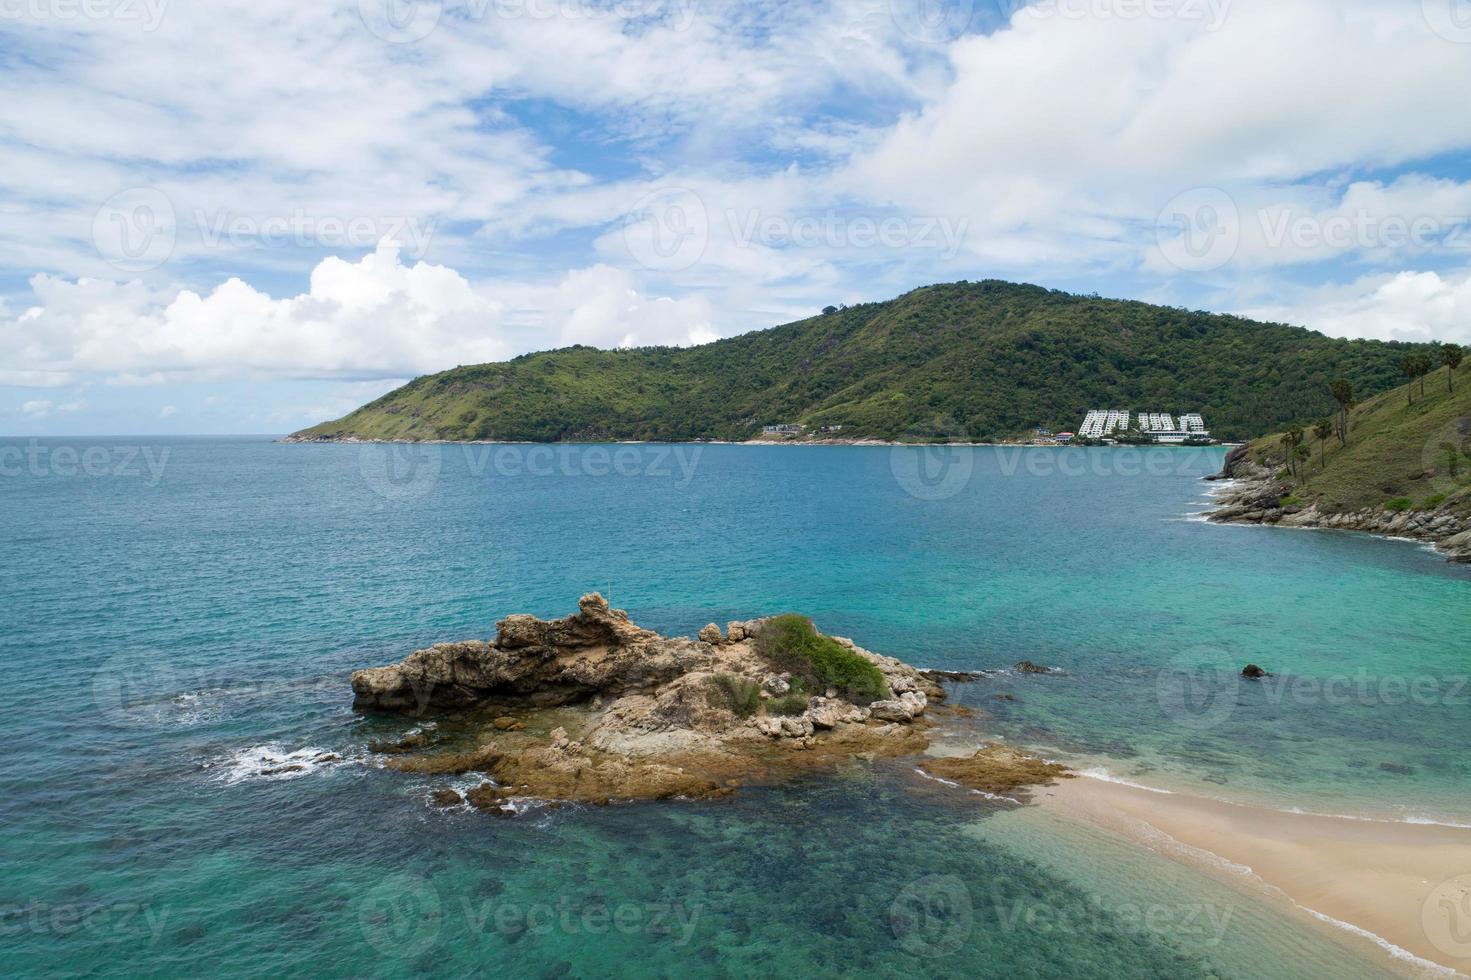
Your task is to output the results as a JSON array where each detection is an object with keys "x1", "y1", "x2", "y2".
[
  {"x1": 215, "y1": 745, "x2": 346, "y2": 784},
  {"x1": 1293, "y1": 905, "x2": 1463, "y2": 978},
  {"x1": 1079, "y1": 767, "x2": 1176, "y2": 794}
]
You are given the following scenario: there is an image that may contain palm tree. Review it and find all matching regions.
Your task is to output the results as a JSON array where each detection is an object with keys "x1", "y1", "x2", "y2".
[
  {"x1": 1280, "y1": 426, "x2": 1304, "y2": 477},
  {"x1": 1328, "y1": 379, "x2": 1354, "y2": 445},
  {"x1": 1312, "y1": 418, "x2": 1333, "y2": 468},
  {"x1": 1295, "y1": 445, "x2": 1311, "y2": 478},
  {"x1": 1442, "y1": 343, "x2": 1464, "y2": 394},
  {"x1": 1402, "y1": 356, "x2": 1418, "y2": 405},
  {"x1": 1417, "y1": 354, "x2": 1433, "y2": 399}
]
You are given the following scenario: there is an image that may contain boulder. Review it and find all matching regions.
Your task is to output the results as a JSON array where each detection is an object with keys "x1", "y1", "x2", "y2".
[
  {"x1": 698, "y1": 623, "x2": 723, "y2": 645},
  {"x1": 726, "y1": 622, "x2": 746, "y2": 642},
  {"x1": 869, "y1": 691, "x2": 927, "y2": 722},
  {"x1": 1241, "y1": 664, "x2": 1270, "y2": 679},
  {"x1": 1014, "y1": 661, "x2": 1054, "y2": 674}
]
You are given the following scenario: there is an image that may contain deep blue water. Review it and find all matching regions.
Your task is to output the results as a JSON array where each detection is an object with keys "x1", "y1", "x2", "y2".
[{"x1": 3, "y1": 437, "x2": 1467, "y2": 977}]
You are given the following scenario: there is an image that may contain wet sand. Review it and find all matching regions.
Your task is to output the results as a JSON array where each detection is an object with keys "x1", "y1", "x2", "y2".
[{"x1": 1039, "y1": 775, "x2": 1471, "y2": 977}]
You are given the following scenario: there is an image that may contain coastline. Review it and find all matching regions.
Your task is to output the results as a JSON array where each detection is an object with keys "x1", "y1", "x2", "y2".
[
  {"x1": 1035, "y1": 773, "x2": 1471, "y2": 977},
  {"x1": 1206, "y1": 447, "x2": 1471, "y2": 563}
]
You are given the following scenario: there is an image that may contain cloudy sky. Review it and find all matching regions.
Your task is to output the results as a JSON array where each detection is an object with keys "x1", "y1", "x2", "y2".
[{"x1": 5, "y1": 0, "x2": 1471, "y2": 434}]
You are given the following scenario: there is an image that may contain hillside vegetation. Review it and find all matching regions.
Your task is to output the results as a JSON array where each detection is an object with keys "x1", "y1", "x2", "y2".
[
  {"x1": 291, "y1": 280, "x2": 1436, "y2": 444},
  {"x1": 1241, "y1": 358, "x2": 1471, "y2": 515}
]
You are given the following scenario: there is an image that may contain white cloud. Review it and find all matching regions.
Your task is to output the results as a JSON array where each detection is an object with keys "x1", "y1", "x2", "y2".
[
  {"x1": 4, "y1": 242, "x2": 723, "y2": 383},
  {"x1": 1245, "y1": 269, "x2": 1471, "y2": 346},
  {"x1": 159, "y1": 405, "x2": 177, "y2": 418}
]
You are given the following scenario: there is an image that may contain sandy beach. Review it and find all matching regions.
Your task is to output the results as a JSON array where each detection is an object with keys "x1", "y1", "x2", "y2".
[{"x1": 1038, "y1": 775, "x2": 1471, "y2": 977}]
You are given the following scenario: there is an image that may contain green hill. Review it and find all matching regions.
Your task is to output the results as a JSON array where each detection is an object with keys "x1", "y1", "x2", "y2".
[
  {"x1": 290, "y1": 280, "x2": 1437, "y2": 444},
  {"x1": 1238, "y1": 358, "x2": 1471, "y2": 515}
]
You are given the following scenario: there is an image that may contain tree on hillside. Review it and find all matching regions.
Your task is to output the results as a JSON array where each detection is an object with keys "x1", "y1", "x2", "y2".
[
  {"x1": 1416, "y1": 354, "x2": 1434, "y2": 399},
  {"x1": 1313, "y1": 418, "x2": 1333, "y2": 468},
  {"x1": 1402, "y1": 356, "x2": 1419, "y2": 405},
  {"x1": 1329, "y1": 379, "x2": 1354, "y2": 446},
  {"x1": 1280, "y1": 426, "x2": 1305, "y2": 477},
  {"x1": 1442, "y1": 343, "x2": 1464, "y2": 393}
]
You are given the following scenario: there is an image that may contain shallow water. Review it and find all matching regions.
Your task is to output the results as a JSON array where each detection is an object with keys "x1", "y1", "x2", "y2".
[{"x1": 4, "y1": 437, "x2": 1465, "y2": 976}]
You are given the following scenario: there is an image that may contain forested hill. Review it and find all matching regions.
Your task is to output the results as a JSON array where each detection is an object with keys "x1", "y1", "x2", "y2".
[{"x1": 290, "y1": 280, "x2": 1435, "y2": 444}]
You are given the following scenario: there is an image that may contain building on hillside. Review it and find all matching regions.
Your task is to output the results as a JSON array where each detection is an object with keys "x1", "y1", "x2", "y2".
[
  {"x1": 1076, "y1": 409, "x2": 1212, "y2": 444},
  {"x1": 762, "y1": 423, "x2": 804, "y2": 435}
]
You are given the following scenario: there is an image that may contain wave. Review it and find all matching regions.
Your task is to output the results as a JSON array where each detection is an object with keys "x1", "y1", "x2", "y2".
[
  {"x1": 213, "y1": 745, "x2": 347, "y2": 784},
  {"x1": 1081, "y1": 767, "x2": 1471, "y2": 829},
  {"x1": 1292, "y1": 905, "x2": 1462, "y2": 978}
]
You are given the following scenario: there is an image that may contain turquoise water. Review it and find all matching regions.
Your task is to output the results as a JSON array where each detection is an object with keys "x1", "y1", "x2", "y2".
[{"x1": 3, "y1": 437, "x2": 1468, "y2": 977}]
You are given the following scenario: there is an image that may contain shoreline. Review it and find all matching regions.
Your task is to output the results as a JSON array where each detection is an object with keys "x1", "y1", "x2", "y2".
[
  {"x1": 1206, "y1": 448, "x2": 1471, "y2": 563},
  {"x1": 1036, "y1": 773, "x2": 1471, "y2": 977},
  {"x1": 280, "y1": 434, "x2": 1235, "y2": 450}
]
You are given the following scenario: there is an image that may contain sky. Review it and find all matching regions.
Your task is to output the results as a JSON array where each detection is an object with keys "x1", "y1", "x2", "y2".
[{"x1": 5, "y1": 0, "x2": 1471, "y2": 435}]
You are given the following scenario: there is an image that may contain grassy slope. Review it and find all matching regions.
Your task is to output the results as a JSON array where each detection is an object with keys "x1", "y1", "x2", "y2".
[
  {"x1": 1245, "y1": 362, "x2": 1471, "y2": 515},
  {"x1": 292, "y1": 280, "x2": 1435, "y2": 444}
]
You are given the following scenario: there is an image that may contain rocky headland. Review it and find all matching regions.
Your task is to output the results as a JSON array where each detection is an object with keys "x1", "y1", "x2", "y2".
[
  {"x1": 351, "y1": 594, "x2": 1069, "y2": 813},
  {"x1": 1207, "y1": 445, "x2": 1471, "y2": 563}
]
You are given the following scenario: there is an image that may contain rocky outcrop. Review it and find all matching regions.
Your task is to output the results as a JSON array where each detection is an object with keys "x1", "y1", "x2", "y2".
[
  {"x1": 919, "y1": 744, "x2": 1073, "y2": 798},
  {"x1": 1208, "y1": 476, "x2": 1471, "y2": 563},
  {"x1": 356, "y1": 596, "x2": 1066, "y2": 809},
  {"x1": 350, "y1": 593, "x2": 711, "y2": 711}
]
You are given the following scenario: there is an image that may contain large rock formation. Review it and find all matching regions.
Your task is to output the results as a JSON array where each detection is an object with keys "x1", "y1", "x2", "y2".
[
  {"x1": 350, "y1": 595, "x2": 1052, "y2": 811},
  {"x1": 351, "y1": 593, "x2": 710, "y2": 711}
]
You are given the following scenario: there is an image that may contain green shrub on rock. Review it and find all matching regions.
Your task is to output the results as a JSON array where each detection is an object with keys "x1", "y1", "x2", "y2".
[
  {"x1": 706, "y1": 674, "x2": 761, "y2": 718},
  {"x1": 753, "y1": 614, "x2": 889, "y2": 705}
]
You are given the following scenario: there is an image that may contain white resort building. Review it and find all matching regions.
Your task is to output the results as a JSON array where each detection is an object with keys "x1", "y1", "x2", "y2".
[{"x1": 1077, "y1": 410, "x2": 1212, "y2": 444}]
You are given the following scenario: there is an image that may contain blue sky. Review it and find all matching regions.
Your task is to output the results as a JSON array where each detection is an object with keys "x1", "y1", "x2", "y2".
[{"x1": 5, "y1": 0, "x2": 1471, "y2": 434}]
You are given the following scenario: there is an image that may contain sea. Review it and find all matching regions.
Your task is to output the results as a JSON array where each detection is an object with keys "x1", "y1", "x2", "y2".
[{"x1": 3, "y1": 437, "x2": 1468, "y2": 977}]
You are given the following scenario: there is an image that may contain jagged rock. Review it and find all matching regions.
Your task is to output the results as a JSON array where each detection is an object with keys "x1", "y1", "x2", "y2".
[
  {"x1": 549, "y1": 726, "x2": 570, "y2": 750},
  {"x1": 726, "y1": 622, "x2": 746, "y2": 642},
  {"x1": 351, "y1": 593, "x2": 712, "y2": 712},
  {"x1": 762, "y1": 674, "x2": 790, "y2": 696},
  {"x1": 429, "y1": 788, "x2": 464, "y2": 807},
  {"x1": 1014, "y1": 661, "x2": 1055, "y2": 674},
  {"x1": 493, "y1": 716, "x2": 525, "y2": 731},
  {"x1": 806, "y1": 696, "x2": 868, "y2": 728},
  {"x1": 1241, "y1": 664, "x2": 1270, "y2": 679},
  {"x1": 699, "y1": 623, "x2": 723, "y2": 645}
]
